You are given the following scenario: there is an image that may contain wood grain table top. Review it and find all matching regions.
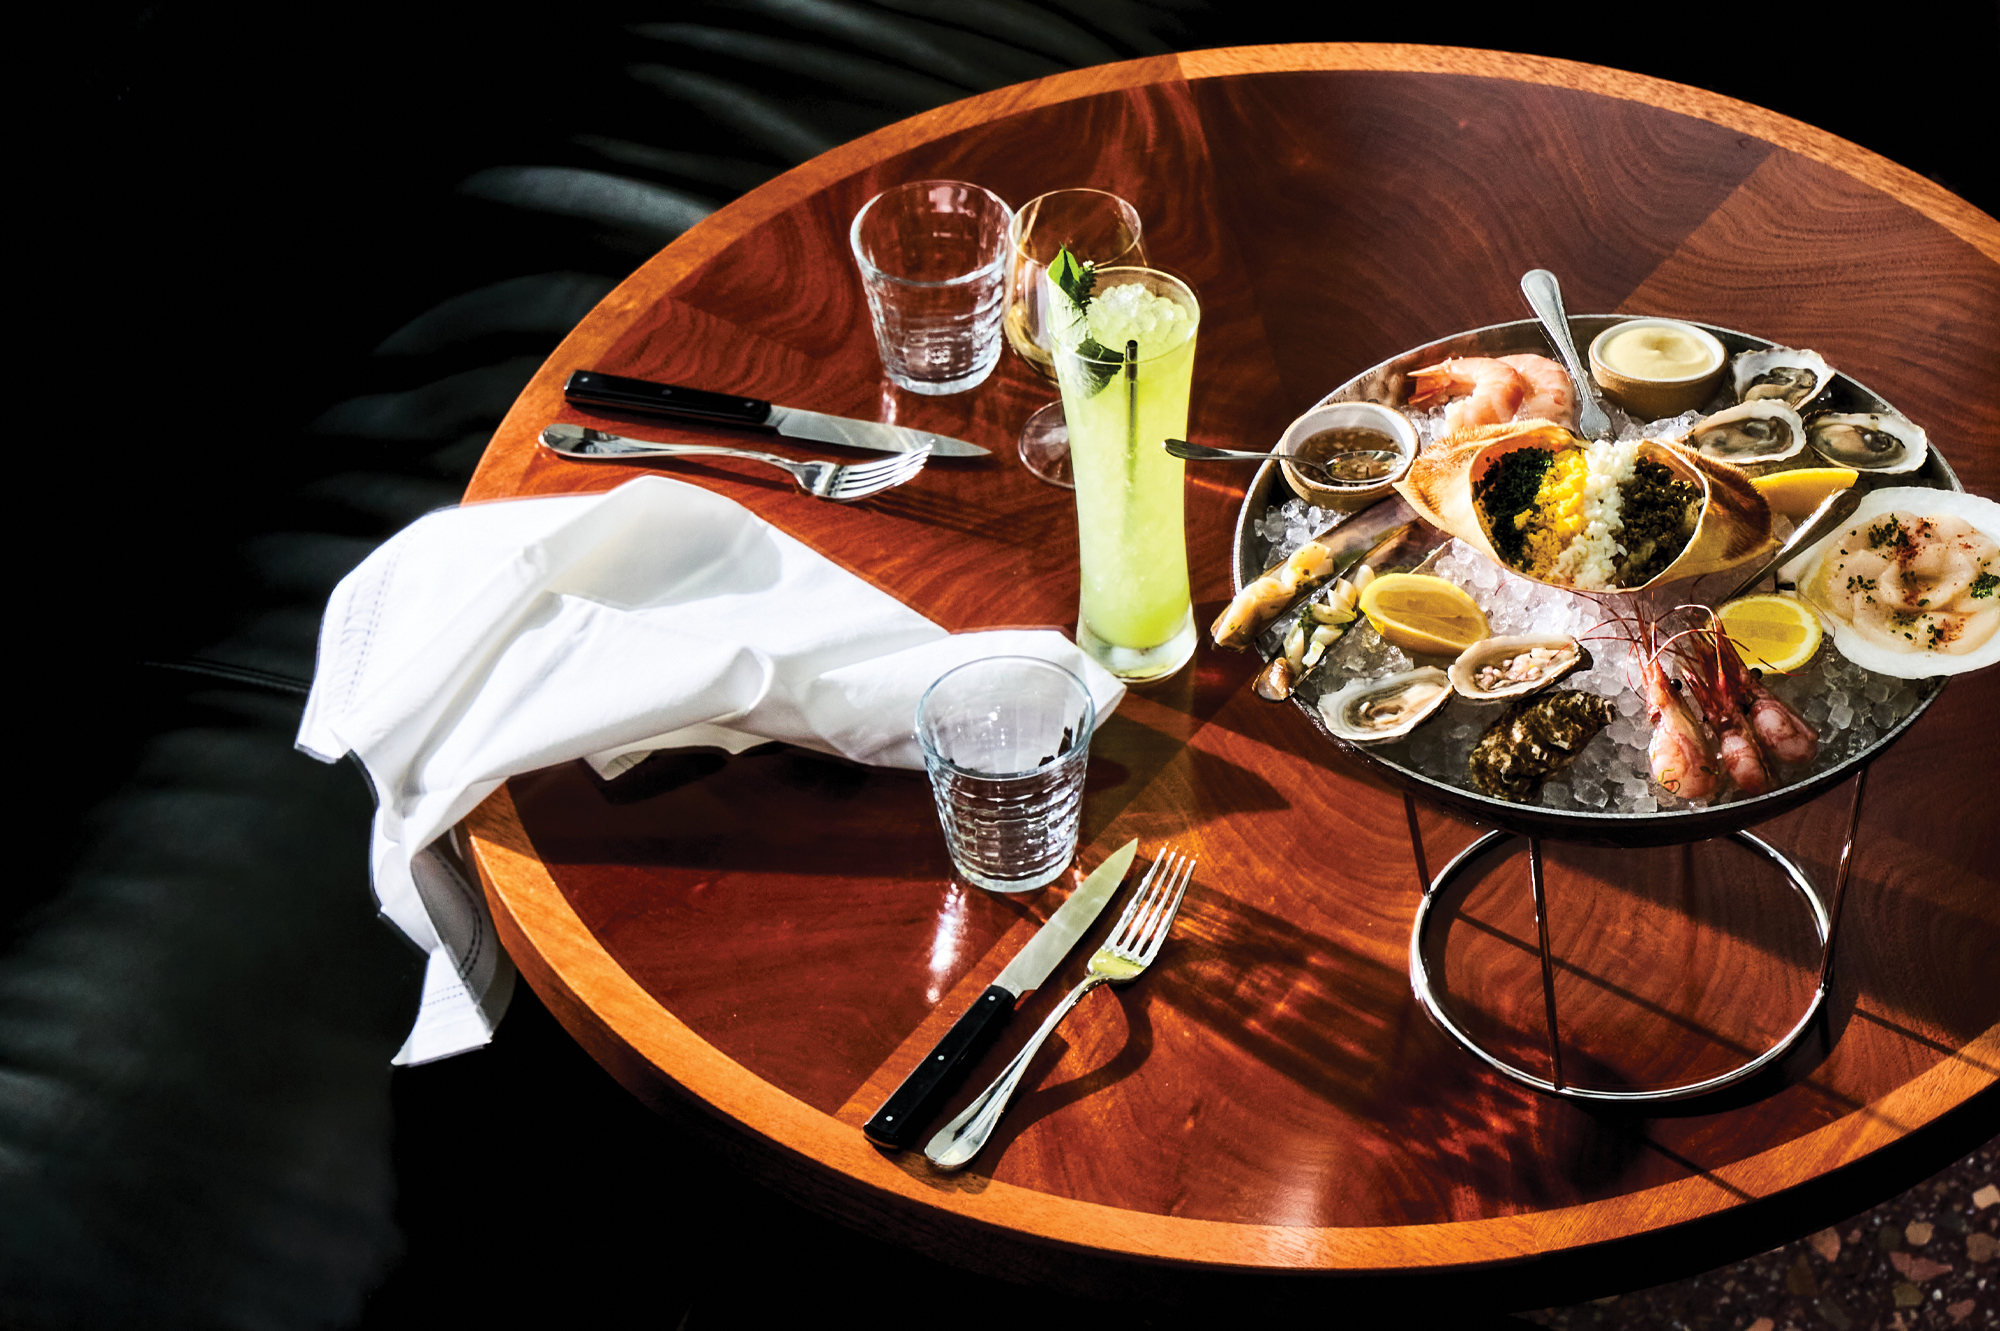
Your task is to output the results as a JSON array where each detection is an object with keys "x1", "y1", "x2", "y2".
[{"x1": 457, "y1": 46, "x2": 1999, "y2": 1308}]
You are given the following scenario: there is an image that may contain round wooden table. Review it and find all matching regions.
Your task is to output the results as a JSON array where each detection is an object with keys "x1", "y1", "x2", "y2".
[{"x1": 459, "y1": 46, "x2": 1999, "y2": 1312}]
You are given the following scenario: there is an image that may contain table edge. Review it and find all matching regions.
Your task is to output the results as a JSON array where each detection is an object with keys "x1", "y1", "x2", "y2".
[{"x1": 463, "y1": 779, "x2": 2000, "y2": 1277}]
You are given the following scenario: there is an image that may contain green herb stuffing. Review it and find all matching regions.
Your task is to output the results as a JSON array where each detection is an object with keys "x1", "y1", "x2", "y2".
[
  {"x1": 1472, "y1": 449, "x2": 1555, "y2": 567},
  {"x1": 1612, "y1": 459, "x2": 1701, "y2": 587},
  {"x1": 1971, "y1": 571, "x2": 1999, "y2": 600}
]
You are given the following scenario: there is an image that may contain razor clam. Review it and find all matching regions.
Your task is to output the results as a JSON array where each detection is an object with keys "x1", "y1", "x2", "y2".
[
  {"x1": 1320, "y1": 667, "x2": 1451, "y2": 744},
  {"x1": 1681, "y1": 399, "x2": 1806, "y2": 467},
  {"x1": 1466, "y1": 690, "x2": 1616, "y2": 802},
  {"x1": 1448, "y1": 635, "x2": 1591, "y2": 701},
  {"x1": 1254, "y1": 569, "x2": 1369, "y2": 702},
  {"x1": 1730, "y1": 347, "x2": 1834, "y2": 412},
  {"x1": 1805, "y1": 411, "x2": 1928, "y2": 474}
]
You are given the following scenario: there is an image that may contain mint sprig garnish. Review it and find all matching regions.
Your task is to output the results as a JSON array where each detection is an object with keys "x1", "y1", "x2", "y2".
[
  {"x1": 1050, "y1": 246, "x2": 1096, "y2": 309},
  {"x1": 1049, "y1": 245, "x2": 1118, "y2": 395}
]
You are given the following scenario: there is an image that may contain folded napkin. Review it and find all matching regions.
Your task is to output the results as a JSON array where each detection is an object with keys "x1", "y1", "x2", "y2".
[{"x1": 297, "y1": 475, "x2": 1124, "y2": 1065}]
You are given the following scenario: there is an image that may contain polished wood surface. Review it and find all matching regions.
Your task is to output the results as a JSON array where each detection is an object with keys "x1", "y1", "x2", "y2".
[{"x1": 458, "y1": 46, "x2": 1999, "y2": 1302}]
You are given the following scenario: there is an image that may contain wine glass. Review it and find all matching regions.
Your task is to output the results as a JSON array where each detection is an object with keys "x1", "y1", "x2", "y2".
[{"x1": 1004, "y1": 189, "x2": 1145, "y2": 487}]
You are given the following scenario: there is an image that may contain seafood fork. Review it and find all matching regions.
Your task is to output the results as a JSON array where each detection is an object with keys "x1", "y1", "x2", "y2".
[
  {"x1": 540, "y1": 423, "x2": 930, "y2": 501},
  {"x1": 924, "y1": 847, "x2": 1196, "y2": 1171}
]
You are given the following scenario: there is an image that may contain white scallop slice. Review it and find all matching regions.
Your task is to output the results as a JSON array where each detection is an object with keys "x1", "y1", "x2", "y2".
[{"x1": 1780, "y1": 486, "x2": 2000, "y2": 679}]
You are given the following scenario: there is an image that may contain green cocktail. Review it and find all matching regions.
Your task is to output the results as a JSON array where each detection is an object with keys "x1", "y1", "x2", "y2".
[{"x1": 1047, "y1": 264, "x2": 1199, "y2": 681}]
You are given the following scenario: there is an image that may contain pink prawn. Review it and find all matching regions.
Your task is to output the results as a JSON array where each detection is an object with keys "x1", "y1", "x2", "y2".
[
  {"x1": 1611, "y1": 608, "x2": 1722, "y2": 801},
  {"x1": 1740, "y1": 670, "x2": 1818, "y2": 765},
  {"x1": 1499, "y1": 354, "x2": 1576, "y2": 426},
  {"x1": 1638, "y1": 650, "x2": 1721, "y2": 800},
  {"x1": 1407, "y1": 357, "x2": 1527, "y2": 431},
  {"x1": 1675, "y1": 640, "x2": 1775, "y2": 797},
  {"x1": 1685, "y1": 610, "x2": 1820, "y2": 766}
]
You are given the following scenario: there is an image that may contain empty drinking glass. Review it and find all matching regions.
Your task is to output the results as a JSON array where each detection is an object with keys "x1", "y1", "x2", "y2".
[
  {"x1": 850, "y1": 180, "x2": 1012, "y2": 395},
  {"x1": 916, "y1": 657, "x2": 1095, "y2": 892}
]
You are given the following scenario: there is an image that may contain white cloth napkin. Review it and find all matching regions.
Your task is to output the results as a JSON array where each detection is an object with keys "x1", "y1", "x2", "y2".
[{"x1": 297, "y1": 475, "x2": 1125, "y2": 1065}]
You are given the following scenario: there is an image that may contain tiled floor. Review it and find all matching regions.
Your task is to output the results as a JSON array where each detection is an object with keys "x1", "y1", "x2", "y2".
[{"x1": 1526, "y1": 1141, "x2": 1998, "y2": 1330}]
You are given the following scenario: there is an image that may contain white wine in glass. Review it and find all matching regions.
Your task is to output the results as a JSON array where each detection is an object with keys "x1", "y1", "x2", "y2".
[{"x1": 1004, "y1": 189, "x2": 1144, "y2": 487}]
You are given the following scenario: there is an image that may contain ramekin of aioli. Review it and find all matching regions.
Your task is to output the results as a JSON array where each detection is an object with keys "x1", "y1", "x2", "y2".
[{"x1": 1588, "y1": 318, "x2": 1727, "y2": 420}]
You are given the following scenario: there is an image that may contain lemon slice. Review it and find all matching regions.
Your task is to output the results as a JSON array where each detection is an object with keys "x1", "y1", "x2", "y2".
[
  {"x1": 1716, "y1": 593, "x2": 1823, "y2": 673},
  {"x1": 1359, "y1": 573, "x2": 1491, "y2": 656},
  {"x1": 1752, "y1": 466, "x2": 1859, "y2": 522}
]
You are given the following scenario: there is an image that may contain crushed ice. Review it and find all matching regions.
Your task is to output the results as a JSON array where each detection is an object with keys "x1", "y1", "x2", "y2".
[{"x1": 1288, "y1": 536, "x2": 1928, "y2": 817}]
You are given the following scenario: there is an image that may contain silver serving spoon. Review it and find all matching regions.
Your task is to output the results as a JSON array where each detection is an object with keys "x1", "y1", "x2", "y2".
[
  {"x1": 1164, "y1": 438, "x2": 1396, "y2": 488},
  {"x1": 1520, "y1": 268, "x2": 1612, "y2": 440},
  {"x1": 1717, "y1": 486, "x2": 1864, "y2": 603}
]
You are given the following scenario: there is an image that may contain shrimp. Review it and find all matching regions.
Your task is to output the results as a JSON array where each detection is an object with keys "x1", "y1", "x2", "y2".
[
  {"x1": 1498, "y1": 354, "x2": 1576, "y2": 426},
  {"x1": 1677, "y1": 648, "x2": 1775, "y2": 796},
  {"x1": 1741, "y1": 669, "x2": 1819, "y2": 765},
  {"x1": 1407, "y1": 357, "x2": 1527, "y2": 431},
  {"x1": 1699, "y1": 621, "x2": 1819, "y2": 765},
  {"x1": 1639, "y1": 654, "x2": 1719, "y2": 800},
  {"x1": 1678, "y1": 613, "x2": 1820, "y2": 772}
]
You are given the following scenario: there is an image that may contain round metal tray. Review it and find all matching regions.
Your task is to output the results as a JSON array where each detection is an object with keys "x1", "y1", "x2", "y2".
[{"x1": 1229, "y1": 316, "x2": 1960, "y2": 847}]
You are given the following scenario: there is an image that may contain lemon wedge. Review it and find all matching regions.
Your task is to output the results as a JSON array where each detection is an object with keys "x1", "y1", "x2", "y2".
[
  {"x1": 1716, "y1": 593, "x2": 1823, "y2": 673},
  {"x1": 1752, "y1": 467, "x2": 1859, "y2": 522},
  {"x1": 1359, "y1": 574, "x2": 1491, "y2": 656}
]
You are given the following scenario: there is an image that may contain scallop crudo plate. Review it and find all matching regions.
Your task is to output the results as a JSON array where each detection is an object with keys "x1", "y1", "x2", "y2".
[{"x1": 1781, "y1": 487, "x2": 2000, "y2": 679}]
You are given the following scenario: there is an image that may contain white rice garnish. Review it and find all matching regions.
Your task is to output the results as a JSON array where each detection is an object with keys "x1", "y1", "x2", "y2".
[{"x1": 1552, "y1": 437, "x2": 1640, "y2": 590}]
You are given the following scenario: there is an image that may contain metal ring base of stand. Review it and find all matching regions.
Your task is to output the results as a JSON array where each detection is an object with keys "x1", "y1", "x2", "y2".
[{"x1": 1409, "y1": 829, "x2": 1833, "y2": 1105}]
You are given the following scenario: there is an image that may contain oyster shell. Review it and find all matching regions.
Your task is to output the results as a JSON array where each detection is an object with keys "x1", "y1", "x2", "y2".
[
  {"x1": 1466, "y1": 691, "x2": 1616, "y2": 802},
  {"x1": 1805, "y1": 411, "x2": 1928, "y2": 474},
  {"x1": 1681, "y1": 399, "x2": 1806, "y2": 467},
  {"x1": 1730, "y1": 347, "x2": 1834, "y2": 412},
  {"x1": 1320, "y1": 667, "x2": 1451, "y2": 744},
  {"x1": 1448, "y1": 635, "x2": 1591, "y2": 701}
]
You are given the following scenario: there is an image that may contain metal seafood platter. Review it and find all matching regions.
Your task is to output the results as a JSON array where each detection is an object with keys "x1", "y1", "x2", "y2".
[{"x1": 1229, "y1": 317, "x2": 1963, "y2": 847}]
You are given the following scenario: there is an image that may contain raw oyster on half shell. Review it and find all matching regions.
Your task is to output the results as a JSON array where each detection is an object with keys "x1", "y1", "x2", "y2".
[
  {"x1": 1730, "y1": 347, "x2": 1834, "y2": 412},
  {"x1": 1320, "y1": 667, "x2": 1451, "y2": 744},
  {"x1": 1682, "y1": 399, "x2": 1807, "y2": 467},
  {"x1": 1805, "y1": 411, "x2": 1928, "y2": 474},
  {"x1": 1449, "y1": 635, "x2": 1591, "y2": 701},
  {"x1": 1466, "y1": 691, "x2": 1616, "y2": 802}
]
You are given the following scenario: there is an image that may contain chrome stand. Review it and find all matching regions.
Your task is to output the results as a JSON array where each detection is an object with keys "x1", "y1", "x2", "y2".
[{"x1": 1405, "y1": 767, "x2": 1869, "y2": 1104}]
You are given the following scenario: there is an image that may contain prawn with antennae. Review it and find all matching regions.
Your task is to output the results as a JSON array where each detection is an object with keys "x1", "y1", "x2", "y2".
[
  {"x1": 1675, "y1": 605, "x2": 1820, "y2": 768},
  {"x1": 1673, "y1": 623, "x2": 1775, "y2": 796},
  {"x1": 1601, "y1": 600, "x2": 1721, "y2": 800}
]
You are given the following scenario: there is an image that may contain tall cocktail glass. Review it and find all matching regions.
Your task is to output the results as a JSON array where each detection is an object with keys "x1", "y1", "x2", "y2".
[
  {"x1": 1004, "y1": 189, "x2": 1145, "y2": 488},
  {"x1": 1047, "y1": 266, "x2": 1199, "y2": 682}
]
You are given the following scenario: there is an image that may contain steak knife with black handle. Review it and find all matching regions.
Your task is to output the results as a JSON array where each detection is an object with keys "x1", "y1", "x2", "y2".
[
  {"x1": 564, "y1": 369, "x2": 989, "y2": 457},
  {"x1": 863, "y1": 839, "x2": 1139, "y2": 1149}
]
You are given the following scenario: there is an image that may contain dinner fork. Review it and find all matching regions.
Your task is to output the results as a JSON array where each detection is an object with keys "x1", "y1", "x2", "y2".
[
  {"x1": 539, "y1": 424, "x2": 930, "y2": 501},
  {"x1": 924, "y1": 847, "x2": 1196, "y2": 1171}
]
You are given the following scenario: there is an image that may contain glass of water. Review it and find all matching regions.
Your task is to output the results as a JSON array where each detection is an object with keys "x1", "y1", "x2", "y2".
[
  {"x1": 849, "y1": 180, "x2": 1012, "y2": 395},
  {"x1": 915, "y1": 656, "x2": 1095, "y2": 892}
]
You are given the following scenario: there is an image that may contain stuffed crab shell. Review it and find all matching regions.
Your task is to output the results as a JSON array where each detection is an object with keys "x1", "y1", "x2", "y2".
[{"x1": 1392, "y1": 420, "x2": 1774, "y2": 592}]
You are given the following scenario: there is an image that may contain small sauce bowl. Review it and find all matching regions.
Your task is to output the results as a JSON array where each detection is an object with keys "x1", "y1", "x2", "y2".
[
  {"x1": 1278, "y1": 402, "x2": 1420, "y2": 511},
  {"x1": 1588, "y1": 318, "x2": 1726, "y2": 420}
]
